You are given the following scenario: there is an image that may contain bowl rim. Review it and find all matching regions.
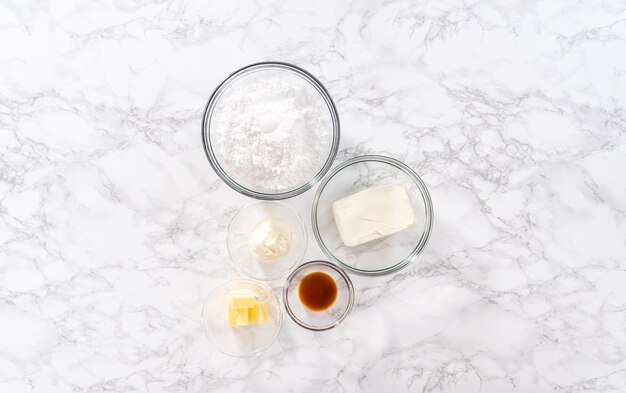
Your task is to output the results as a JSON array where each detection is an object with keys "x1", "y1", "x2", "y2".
[
  {"x1": 226, "y1": 201, "x2": 308, "y2": 281},
  {"x1": 200, "y1": 277, "x2": 283, "y2": 358},
  {"x1": 282, "y1": 260, "x2": 355, "y2": 331},
  {"x1": 311, "y1": 155, "x2": 435, "y2": 276},
  {"x1": 201, "y1": 61, "x2": 341, "y2": 200}
]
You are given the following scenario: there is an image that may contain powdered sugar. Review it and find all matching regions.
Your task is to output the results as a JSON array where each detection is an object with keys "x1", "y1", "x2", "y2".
[{"x1": 210, "y1": 70, "x2": 333, "y2": 193}]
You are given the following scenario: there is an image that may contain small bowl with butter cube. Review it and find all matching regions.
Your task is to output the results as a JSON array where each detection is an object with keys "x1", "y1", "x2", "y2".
[
  {"x1": 312, "y1": 155, "x2": 434, "y2": 276},
  {"x1": 201, "y1": 278, "x2": 282, "y2": 357}
]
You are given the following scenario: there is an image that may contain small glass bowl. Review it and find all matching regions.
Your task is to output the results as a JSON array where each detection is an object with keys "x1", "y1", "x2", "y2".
[
  {"x1": 312, "y1": 155, "x2": 434, "y2": 276},
  {"x1": 201, "y1": 278, "x2": 282, "y2": 357},
  {"x1": 283, "y1": 261, "x2": 354, "y2": 331},
  {"x1": 228, "y1": 202, "x2": 307, "y2": 281},
  {"x1": 202, "y1": 62, "x2": 340, "y2": 200}
]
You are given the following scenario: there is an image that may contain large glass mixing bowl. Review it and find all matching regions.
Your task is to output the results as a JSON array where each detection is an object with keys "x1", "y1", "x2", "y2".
[{"x1": 202, "y1": 62, "x2": 340, "y2": 200}]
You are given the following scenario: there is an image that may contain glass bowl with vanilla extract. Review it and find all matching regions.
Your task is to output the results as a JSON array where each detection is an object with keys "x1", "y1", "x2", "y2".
[{"x1": 283, "y1": 260, "x2": 354, "y2": 331}]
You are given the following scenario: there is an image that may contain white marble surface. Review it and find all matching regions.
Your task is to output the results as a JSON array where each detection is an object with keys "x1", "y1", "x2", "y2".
[{"x1": 1, "y1": 0, "x2": 626, "y2": 392}]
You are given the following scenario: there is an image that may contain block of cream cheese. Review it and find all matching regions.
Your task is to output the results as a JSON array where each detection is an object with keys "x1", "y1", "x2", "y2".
[{"x1": 332, "y1": 183, "x2": 416, "y2": 247}]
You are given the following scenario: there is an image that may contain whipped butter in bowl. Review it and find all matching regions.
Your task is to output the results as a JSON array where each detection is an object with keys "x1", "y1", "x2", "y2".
[
  {"x1": 228, "y1": 201, "x2": 307, "y2": 281},
  {"x1": 202, "y1": 62, "x2": 340, "y2": 200},
  {"x1": 247, "y1": 219, "x2": 291, "y2": 261}
]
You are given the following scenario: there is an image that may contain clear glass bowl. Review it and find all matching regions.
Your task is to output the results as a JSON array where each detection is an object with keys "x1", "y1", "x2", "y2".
[
  {"x1": 312, "y1": 155, "x2": 434, "y2": 276},
  {"x1": 201, "y1": 278, "x2": 282, "y2": 357},
  {"x1": 283, "y1": 261, "x2": 354, "y2": 331},
  {"x1": 202, "y1": 62, "x2": 340, "y2": 200},
  {"x1": 227, "y1": 201, "x2": 307, "y2": 281}
]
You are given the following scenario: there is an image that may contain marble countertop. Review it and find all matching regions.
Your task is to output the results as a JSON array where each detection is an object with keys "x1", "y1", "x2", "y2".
[{"x1": 2, "y1": 0, "x2": 626, "y2": 392}]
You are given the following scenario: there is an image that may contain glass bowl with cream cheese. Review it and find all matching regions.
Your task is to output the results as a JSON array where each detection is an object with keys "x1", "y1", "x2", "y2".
[
  {"x1": 202, "y1": 62, "x2": 340, "y2": 200},
  {"x1": 312, "y1": 155, "x2": 434, "y2": 276},
  {"x1": 228, "y1": 201, "x2": 307, "y2": 281}
]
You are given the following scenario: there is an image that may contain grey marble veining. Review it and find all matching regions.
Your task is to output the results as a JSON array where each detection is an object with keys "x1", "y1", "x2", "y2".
[{"x1": 1, "y1": 0, "x2": 626, "y2": 392}]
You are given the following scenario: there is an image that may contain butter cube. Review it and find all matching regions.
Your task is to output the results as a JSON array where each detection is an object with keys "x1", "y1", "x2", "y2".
[
  {"x1": 248, "y1": 302, "x2": 270, "y2": 325},
  {"x1": 226, "y1": 289, "x2": 271, "y2": 328},
  {"x1": 227, "y1": 307, "x2": 249, "y2": 327},
  {"x1": 332, "y1": 183, "x2": 416, "y2": 247},
  {"x1": 228, "y1": 289, "x2": 256, "y2": 309}
]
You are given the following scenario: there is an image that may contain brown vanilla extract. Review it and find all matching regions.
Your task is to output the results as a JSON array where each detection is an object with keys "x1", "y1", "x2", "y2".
[{"x1": 298, "y1": 272, "x2": 338, "y2": 311}]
